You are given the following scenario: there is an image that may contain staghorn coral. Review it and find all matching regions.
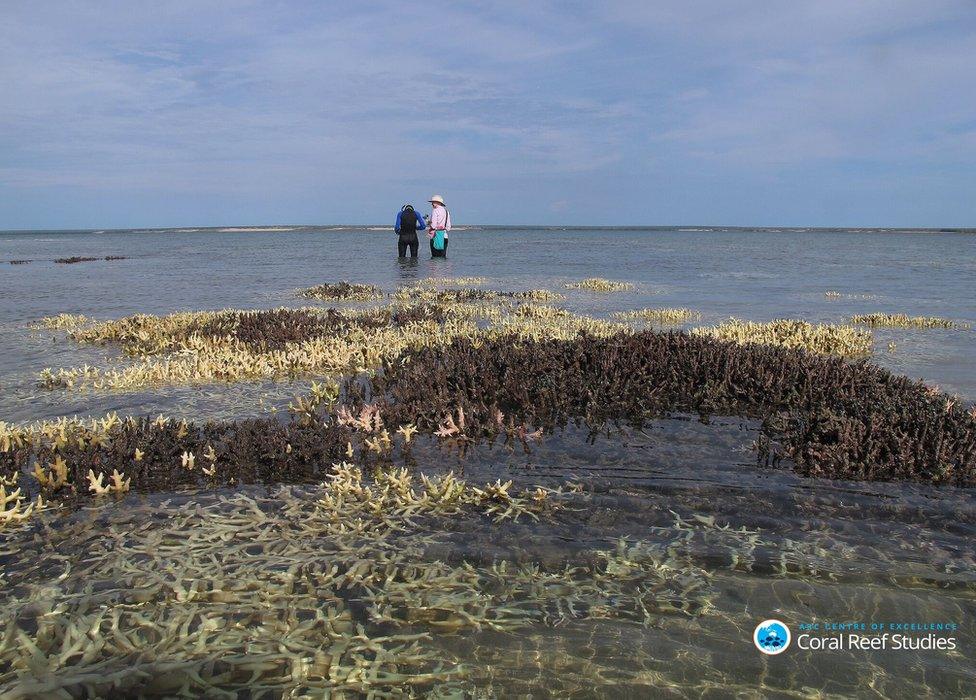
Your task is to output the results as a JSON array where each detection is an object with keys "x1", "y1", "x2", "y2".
[
  {"x1": 391, "y1": 286, "x2": 499, "y2": 304},
  {"x1": 10, "y1": 324, "x2": 976, "y2": 488},
  {"x1": 31, "y1": 313, "x2": 90, "y2": 330},
  {"x1": 0, "y1": 412, "x2": 356, "y2": 505},
  {"x1": 850, "y1": 313, "x2": 968, "y2": 329},
  {"x1": 414, "y1": 276, "x2": 488, "y2": 286},
  {"x1": 8, "y1": 320, "x2": 976, "y2": 488},
  {"x1": 368, "y1": 332, "x2": 976, "y2": 486},
  {"x1": 693, "y1": 318, "x2": 872, "y2": 356},
  {"x1": 0, "y1": 479, "x2": 718, "y2": 697},
  {"x1": 297, "y1": 281, "x2": 383, "y2": 301},
  {"x1": 511, "y1": 289, "x2": 564, "y2": 301},
  {"x1": 37, "y1": 306, "x2": 479, "y2": 389},
  {"x1": 0, "y1": 485, "x2": 34, "y2": 526},
  {"x1": 612, "y1": 308, "x2": 702, "y2": 325},
  {"x1": 317, "y1": 461, "x2": 557, "y2": 523},
  {"x1": 87, "y1": 468, "x2": 131, "y2": 495},
  {"x1": 511, "y1": 303, "x2": 570, "y2": 320},
  {"x1": 36, "y1": 301, "x2": 627, "y2": 391},
  {"x1": 564, "y1": 278, "x2": 634, "y2": 292}
]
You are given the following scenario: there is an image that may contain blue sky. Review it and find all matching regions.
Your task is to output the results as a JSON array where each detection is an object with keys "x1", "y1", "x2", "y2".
[{"x1": 1, "y1": 1, "x2": 975, "y2": 229}]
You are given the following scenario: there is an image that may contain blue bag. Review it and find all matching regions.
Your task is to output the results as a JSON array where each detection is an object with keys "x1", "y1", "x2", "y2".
[{"x1": 432, "y1": 229, "x2": 446, "y2": 251}]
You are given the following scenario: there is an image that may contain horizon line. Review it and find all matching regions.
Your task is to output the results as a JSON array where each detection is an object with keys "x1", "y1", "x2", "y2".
[{"x1": 2, "y1": 224, "x2": 975, "y2": 234}]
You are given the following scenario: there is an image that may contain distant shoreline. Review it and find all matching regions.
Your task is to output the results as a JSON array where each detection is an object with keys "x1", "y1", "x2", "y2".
[{"x1": 1, "y1": 225, "x2": 974, "y2": 235}]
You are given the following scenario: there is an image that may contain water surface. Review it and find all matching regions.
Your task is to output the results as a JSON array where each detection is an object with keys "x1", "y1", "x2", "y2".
[{"x1": 1, "y1": 226, "x2": 974, "y2": 697}]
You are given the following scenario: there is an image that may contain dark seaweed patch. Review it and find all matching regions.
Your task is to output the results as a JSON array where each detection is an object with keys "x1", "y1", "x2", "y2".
[
  {"x1": 55, "y1": 257, "x2": 100, "y2": 264},
  {"x1": 54, "y1": 256, "x2": 127, "y2": 264}
]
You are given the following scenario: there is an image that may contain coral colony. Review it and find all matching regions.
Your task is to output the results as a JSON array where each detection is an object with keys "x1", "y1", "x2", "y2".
[
  {"x1": 849, "y1": 313, "x2": 967, "y2": 330},
  {"x1": 0, "y1": 280, "x2": 974, "y2": 695}
]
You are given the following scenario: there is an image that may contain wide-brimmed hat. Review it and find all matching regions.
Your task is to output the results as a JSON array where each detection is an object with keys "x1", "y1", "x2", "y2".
[{"x1": 428, "y1": 194, "x2": 445, "y2": 205}]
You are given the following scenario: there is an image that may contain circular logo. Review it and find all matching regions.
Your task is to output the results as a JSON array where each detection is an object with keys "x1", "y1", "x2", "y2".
[{"x1": 753, "y1": 619, "x2": 791, "y2": 654}]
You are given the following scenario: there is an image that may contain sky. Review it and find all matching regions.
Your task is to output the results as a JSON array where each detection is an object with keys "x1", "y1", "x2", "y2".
[{"x1": 1, "y1": 1, "x2": 975, "y2": 229}]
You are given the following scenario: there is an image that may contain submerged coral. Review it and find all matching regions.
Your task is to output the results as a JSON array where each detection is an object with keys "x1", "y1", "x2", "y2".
[{"x1": 0, "y1": 477, "x2": 718, "y2": 697}]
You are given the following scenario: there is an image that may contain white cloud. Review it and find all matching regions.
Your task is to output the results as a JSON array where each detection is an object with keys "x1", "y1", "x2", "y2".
[{"x1": 0, "y1": 0, "x2": 973, "y2": 226}]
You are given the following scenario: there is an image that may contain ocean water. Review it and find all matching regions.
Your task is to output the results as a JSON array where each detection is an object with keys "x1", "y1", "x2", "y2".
[
  {"x1": 1, "y1": 225, "x2": 975, "y2": 697},
  {"x1": 2, "y1": 226, "x2": 975, "y2": 423}
]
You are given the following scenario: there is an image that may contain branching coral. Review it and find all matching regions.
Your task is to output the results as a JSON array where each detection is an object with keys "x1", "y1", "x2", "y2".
[
  {"x1": 693, "y1": 318, "x2": 872, "y2": 356},
  {"x1": 0, "y1": 485, "x2": 34, "y2": 525},
  {"x1": 297, "y1": 281, "x2": 383, "y2": 301},
  {"x1": 38, "y1": 307, "x2": 480, "y2": 389},
  {"x1": 850, "y1": 313, "x2": 968, "y2": 329},
  {"x1": 414, "y1": 276, "x2": 488, "y2": 286},
  {"x1": 367, "y1": 332, "x2": 976, "y2": 485},
  {"x1": 31, "y1": 313, "x2": 91, "y2": 330},
  {"x1": 612, "y1": 308, "x2": 702, "y2": 325},
  {"x1": 0, "y1": 479, "x2": 719, "y2": 697},
  {"x1": 35, "y1": 301, "x2": 626, "y2": 391},
  {"x1": 10, "y1": 323, "x2": 976, "y2": 490},
  {"x1": 564, "y1": 278, "x2": 634, "y2": 292}
]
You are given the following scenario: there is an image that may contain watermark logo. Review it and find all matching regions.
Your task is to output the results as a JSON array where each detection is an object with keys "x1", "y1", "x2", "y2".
[{"x1": 754, "y1": 619, "x2": 791, "y2": 654}]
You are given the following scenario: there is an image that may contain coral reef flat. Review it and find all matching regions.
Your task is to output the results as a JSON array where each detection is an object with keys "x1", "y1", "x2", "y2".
[{"x1": 1, "y1": 226, "x2": 974, "y2": 696}]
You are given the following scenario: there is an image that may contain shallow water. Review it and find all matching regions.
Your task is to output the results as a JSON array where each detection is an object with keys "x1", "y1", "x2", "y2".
[
  {"x1": 1, "y1": 226, "x2": 975, "y2": 696},
  {"x1": 2, "y1": 226, "x2": 975, "y2": 423}
]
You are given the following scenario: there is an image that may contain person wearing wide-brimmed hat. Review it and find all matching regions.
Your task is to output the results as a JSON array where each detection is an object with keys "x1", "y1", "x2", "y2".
[{"x1": 426, "y1": 194, "x2": 452, "y2": 258}]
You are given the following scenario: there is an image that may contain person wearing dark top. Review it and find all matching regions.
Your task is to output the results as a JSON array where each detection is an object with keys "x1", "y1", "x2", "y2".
[{"x1": 394, "y1": 204, "x2": 426, "y2": 258}]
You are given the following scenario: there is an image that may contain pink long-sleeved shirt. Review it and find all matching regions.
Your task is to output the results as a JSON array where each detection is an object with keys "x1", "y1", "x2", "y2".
[{"x1": 428, "y1": 206, "x2": 452, "y2": 235}]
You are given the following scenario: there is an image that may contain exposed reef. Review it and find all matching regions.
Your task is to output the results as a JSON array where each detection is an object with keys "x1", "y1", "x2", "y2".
[
  {"x1": 693, "y1": 318, "x2": 872, "y2": 356},
  {"x1": 30, "y1": 313, "x2": 90, "y2": 330},
  {"x1": 36, "y1": 301, "x2": 626, "y2": 390},
  {"x1": 851, "y1": 313, "x2": 968, "y2": 329},
  {"x1": 367, "y1": 332, "x2": 976, "y2": 486},
  {"x1": 4, "y1": 330, "x2": 975, "y2": 511},
  {"x1": 297, "y1": 282, "x2": 383, "y2": 301},
  {"x1": 612, "y1": 308, "x2": 701, "y2": 325},
  {"x1": 564, "y1": 278, "x2": 634, "y2": 292}
]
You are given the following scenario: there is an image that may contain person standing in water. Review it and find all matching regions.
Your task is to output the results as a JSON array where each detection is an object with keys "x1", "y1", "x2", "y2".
[
  {"x1": 426, "y1": 194, "x2": 452, "y2": 257},
  {"x1": 394, "y1": 204, "x2": 426, "y2": 258}
]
